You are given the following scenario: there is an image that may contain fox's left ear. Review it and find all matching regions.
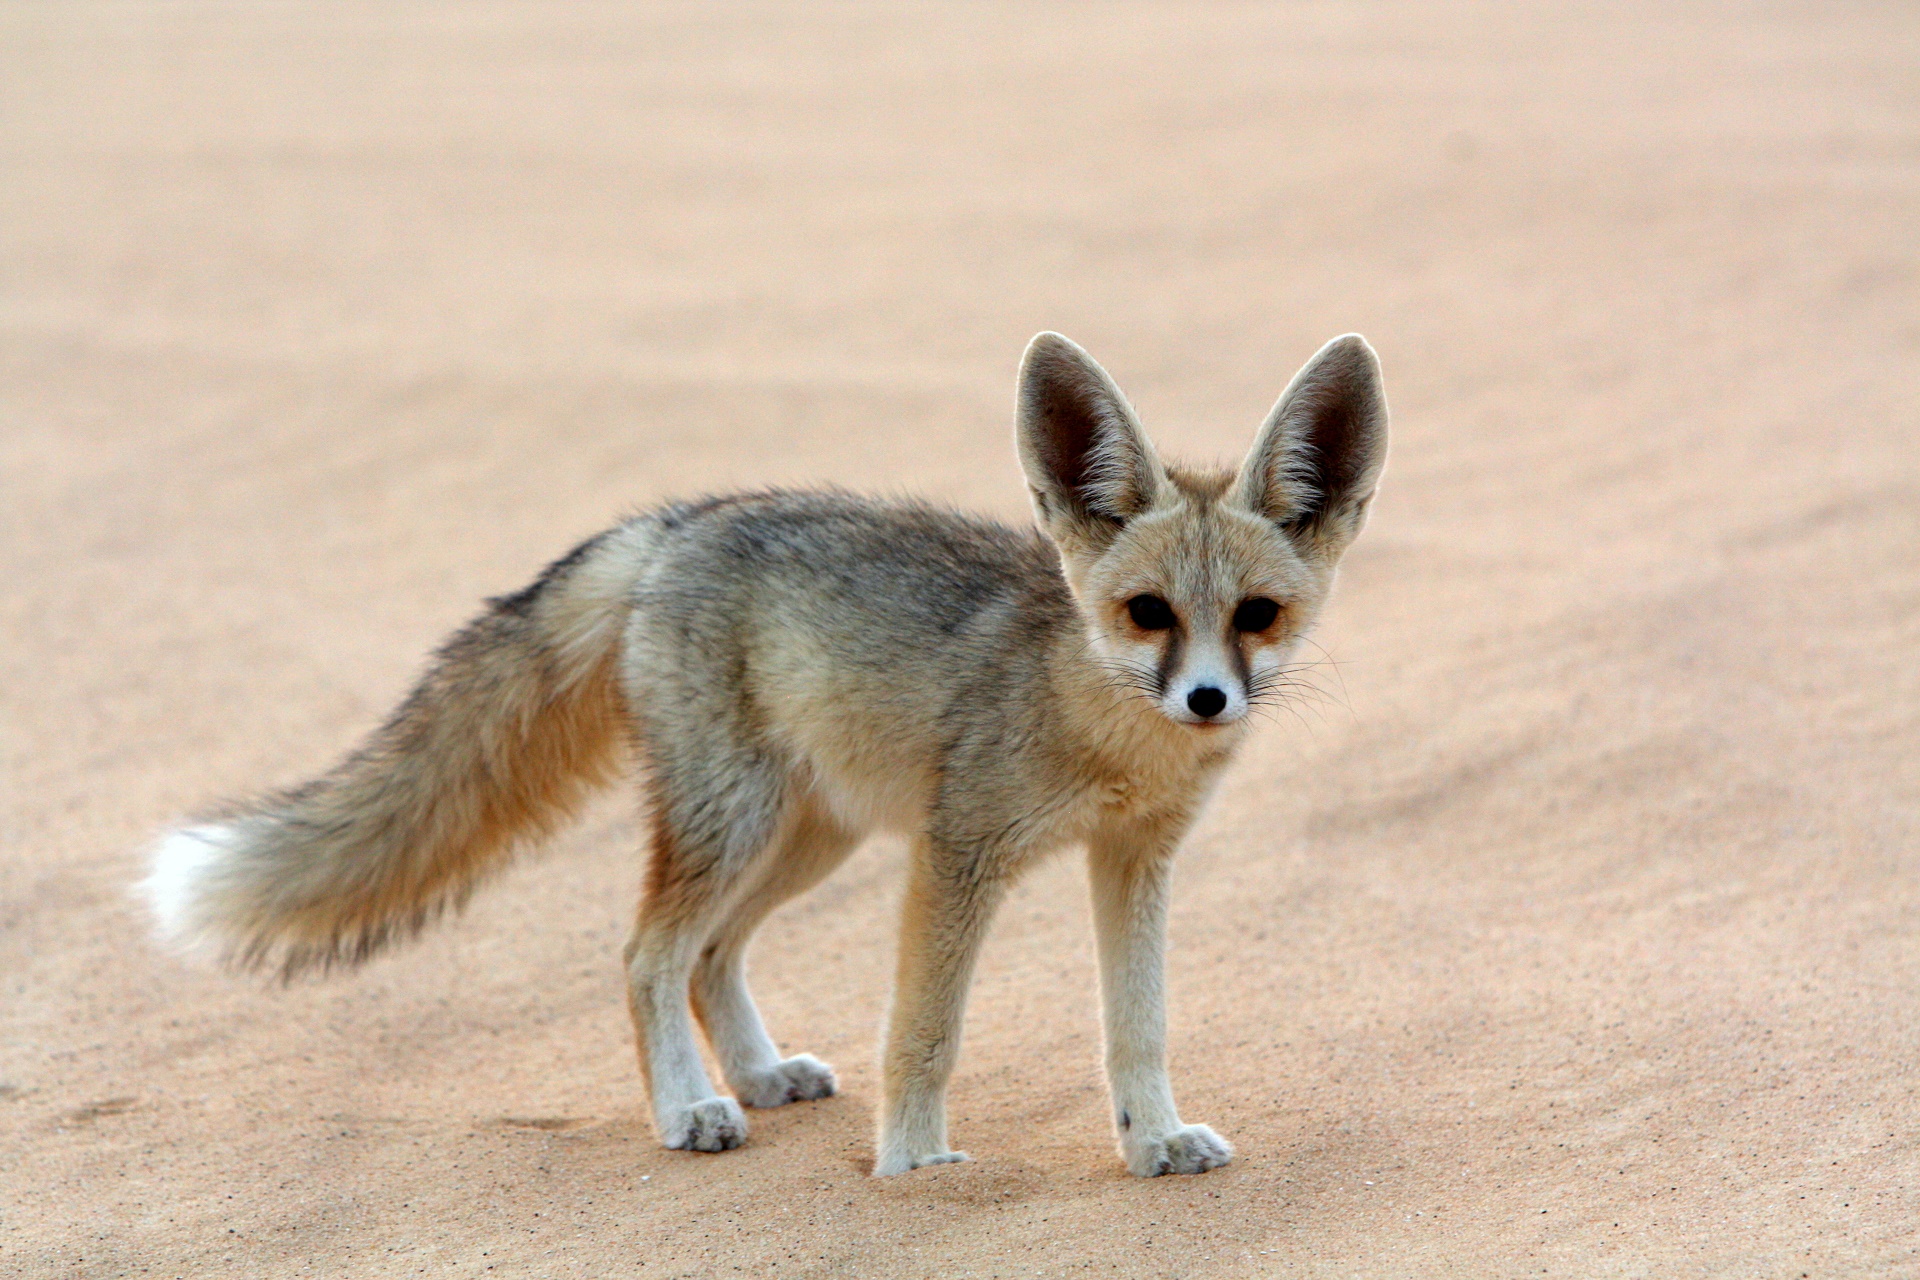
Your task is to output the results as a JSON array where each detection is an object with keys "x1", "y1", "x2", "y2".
[{"x1": 1235, "y1": 334, "x2": 1389, "y2": 556}]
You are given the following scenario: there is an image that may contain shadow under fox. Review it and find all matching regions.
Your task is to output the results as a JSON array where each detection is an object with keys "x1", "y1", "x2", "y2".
[{"x1": 142, "y1": 331, "x2": 1387, "y2": 1176}]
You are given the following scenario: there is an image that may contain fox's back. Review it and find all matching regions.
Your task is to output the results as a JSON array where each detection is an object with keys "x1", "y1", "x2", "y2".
[{"x1": 621, "y1": 491, "x2": 1075, "y2": 833}]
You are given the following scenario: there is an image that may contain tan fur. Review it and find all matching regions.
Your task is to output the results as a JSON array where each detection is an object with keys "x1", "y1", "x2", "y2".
[
  {"x1": 143, "y1": 521, "x2": 658, "y2": 978},
  {"x1": 141, "y1": 332, "x2": 1387, "y2": 1175}
]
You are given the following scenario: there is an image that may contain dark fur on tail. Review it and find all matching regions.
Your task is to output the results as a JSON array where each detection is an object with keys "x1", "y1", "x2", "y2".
[{"x1": 142, "y1": 525, "x2": 648, "y2": 978}]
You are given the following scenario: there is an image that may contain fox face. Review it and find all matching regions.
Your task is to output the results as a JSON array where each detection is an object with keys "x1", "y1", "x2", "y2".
[
  {"x1": 1016, "y1": 332, "x2": 1387, "y2": 730},
  {"x1": 1076, "y1": 476, "x2": 1320, "y2": 726}
]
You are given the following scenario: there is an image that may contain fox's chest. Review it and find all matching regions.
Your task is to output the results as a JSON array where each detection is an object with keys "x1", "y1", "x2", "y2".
[
  {"x1": 1081, "y1": 743, "x2": 1235, "y2": 826},
  {"x1": 1093, "y1": 773, "x2": 1162, "y2": 818}
]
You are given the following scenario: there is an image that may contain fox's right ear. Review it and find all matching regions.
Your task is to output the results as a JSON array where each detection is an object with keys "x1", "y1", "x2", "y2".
[{"x1": 1015, "y1": 332, "x2": 1166, "y2": 551}]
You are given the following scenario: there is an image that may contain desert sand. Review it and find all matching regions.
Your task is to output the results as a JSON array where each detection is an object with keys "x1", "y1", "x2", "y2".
[{"x1": 3, "y1": 3, "x2": 1917, "y2": 1276}]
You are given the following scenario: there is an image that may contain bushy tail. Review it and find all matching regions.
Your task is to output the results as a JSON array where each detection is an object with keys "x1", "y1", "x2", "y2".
[{"x1": 140, "y1": 521, "x2": 655, "y2": 978}]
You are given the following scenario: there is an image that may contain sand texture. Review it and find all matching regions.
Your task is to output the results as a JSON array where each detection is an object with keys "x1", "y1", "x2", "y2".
[{"x1": 4, "y1": 3, "x2": 1918, "y2": 1276}]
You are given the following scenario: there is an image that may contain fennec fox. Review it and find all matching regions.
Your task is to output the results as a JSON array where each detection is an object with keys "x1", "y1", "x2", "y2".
[{"x1": 141, "y1": 332, "x2": 1387, "y2": 1176}]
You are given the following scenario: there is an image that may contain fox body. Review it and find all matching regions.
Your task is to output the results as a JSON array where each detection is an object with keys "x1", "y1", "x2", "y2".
[{"x1": 142, "y1": 333, "x2": 1387, "y2": 1176}]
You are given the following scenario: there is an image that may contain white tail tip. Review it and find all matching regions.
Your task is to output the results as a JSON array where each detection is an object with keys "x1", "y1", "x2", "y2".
[{"x1": 137, "y1": 823, "x2": 240, "y2": 954}]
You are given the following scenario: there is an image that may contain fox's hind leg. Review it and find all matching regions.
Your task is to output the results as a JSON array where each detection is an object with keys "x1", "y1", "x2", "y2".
[
  {"x1": 624, "y1": 827, "x2": 747, "y2": 1152},
  {"x1": 692, "y1": 794, "x2": 859, "y2": 1108},
  {"x1": 624, "y1": 769, "x2": 793, "y2": 1154}
]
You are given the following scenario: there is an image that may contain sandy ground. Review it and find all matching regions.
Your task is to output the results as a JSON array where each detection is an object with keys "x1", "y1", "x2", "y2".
[{"x1": 4, "y1": 3, "x2": 1918, "y2": 1276}]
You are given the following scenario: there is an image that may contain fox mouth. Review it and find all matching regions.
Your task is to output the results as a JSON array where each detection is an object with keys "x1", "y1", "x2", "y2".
[{"x1": 1163, "y1": 706, "x2": 1244, "y2": 729}]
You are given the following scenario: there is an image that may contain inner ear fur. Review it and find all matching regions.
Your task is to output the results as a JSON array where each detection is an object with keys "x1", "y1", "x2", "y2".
[
  {"x1": 1236, "y1": 334, "x2": 1388, "y2": 550},
  {"x1": 1016, "y1": 332, "x2": 1166, "y2": 545}
]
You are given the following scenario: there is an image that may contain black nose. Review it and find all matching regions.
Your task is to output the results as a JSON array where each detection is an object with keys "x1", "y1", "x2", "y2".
[{"x1": 1186, "y1": 687, "x2": 1227, "y2": 719}]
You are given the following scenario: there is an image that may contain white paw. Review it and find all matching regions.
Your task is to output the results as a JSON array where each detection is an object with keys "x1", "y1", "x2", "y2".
[
  {"x1": 661, "y1": 1097, "x2": 748, "y2": 1153},
  {"x1": 1125, "y1": 1123, "x2": 1232, "y2": 1176},
  {"x1": 733, "y1": 1054, "x2": 837, "y2": 1109},
  {"x1": 872, "y1": 1149, "x2": 971, "y2": 1176}
]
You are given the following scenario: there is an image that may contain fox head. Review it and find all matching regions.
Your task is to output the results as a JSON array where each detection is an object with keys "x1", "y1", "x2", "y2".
[{"x1": 1016, "y1": 331, "x2": 1387, "y2": 730}]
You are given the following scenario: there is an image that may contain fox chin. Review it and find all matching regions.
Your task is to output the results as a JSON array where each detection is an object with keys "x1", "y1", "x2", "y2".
[{"x1": 139, "y1": 331, "x2": 1388, "y2": 1177}]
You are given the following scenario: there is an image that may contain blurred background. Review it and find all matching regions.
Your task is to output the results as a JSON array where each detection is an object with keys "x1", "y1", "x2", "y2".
[{"x1": 4, "y1": 4, "x2": 1916, "y2": 1276}]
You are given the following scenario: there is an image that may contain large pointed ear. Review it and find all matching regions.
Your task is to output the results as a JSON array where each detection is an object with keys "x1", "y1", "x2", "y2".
[
  {"x1": 1015, "y1": 332, "x2": 1166, "y2": 550},
  {"x1": 1235, "y1": 334, "x2": 1388, "y2": 554}
]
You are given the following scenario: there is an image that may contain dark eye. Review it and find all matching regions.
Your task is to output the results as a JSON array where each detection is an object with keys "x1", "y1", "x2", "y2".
[
  {"x1": 1233, "y1": 597, "x2": 1281, "y2": 633},
  {"x1": 1126, "y1": 594, "x2": 1177, "y2": 630}
]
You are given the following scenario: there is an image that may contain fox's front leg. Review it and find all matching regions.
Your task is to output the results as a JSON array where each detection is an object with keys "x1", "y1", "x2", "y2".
[
  {"x1": 1087, "y1": 822, "x2": 1232, "y2": 1176},
  {"x1": 873, "y1": 837, "x2": 1011, "y2": 1175}
]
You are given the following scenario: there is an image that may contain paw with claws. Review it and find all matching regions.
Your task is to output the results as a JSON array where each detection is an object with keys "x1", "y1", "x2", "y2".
[
  {"x1": 873, "y1": 1148, "x2": 971, "y2": 1176},
  {"x1": 732, "y1": 1054, "x2": 838, "y2": 1109},
  {"x1": 1125, "y1": 1123, "x2": 1233, "y2": 1176},
  {"x1": 662, "y1": 1097, "x2": 748, "y2": 1152}
]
